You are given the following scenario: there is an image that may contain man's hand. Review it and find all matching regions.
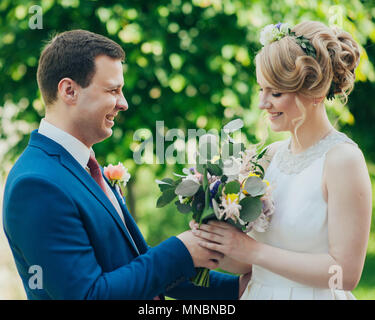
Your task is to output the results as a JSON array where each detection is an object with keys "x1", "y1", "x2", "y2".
[
  {"x1": 177, "y1": 230, "x2": 223, "y2": 269},
  {"x1": 238, "y1": 272, "x2": 252, "y2": 299}
]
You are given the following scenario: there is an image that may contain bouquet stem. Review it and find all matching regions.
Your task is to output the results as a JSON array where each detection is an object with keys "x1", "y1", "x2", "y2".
[{"x1": 191, "y1": 267, "x2": 210, "y2": 287}]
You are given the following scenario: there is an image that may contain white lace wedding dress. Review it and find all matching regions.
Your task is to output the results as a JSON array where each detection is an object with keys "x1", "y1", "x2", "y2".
[{"x1": 240, "y1": 130, "x2": 357, "y2": 300}]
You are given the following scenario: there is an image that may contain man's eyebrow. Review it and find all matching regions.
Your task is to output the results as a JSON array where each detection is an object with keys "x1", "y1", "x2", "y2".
[{"x1": 106, "y1": 83, "x2": 124, "y2": 89}]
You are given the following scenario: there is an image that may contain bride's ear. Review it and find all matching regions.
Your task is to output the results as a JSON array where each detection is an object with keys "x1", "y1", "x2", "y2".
[{"x1": 313, "y1": 96, "x2": 325, "y2": 107}]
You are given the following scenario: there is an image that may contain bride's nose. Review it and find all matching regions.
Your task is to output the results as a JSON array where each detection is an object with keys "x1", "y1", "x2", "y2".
[{"x1": 259, "y1": 99, "x2": 272, "y2": 110}]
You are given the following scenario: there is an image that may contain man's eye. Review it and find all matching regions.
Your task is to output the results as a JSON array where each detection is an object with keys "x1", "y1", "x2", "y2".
[{"x1": 272, "y1": 93, "x2": 282, "y2": 97}]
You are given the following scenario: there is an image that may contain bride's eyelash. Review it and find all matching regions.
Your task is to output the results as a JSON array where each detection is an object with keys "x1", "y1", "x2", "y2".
[{"x1": 259, "y1": 88, "x2": 282, "y2": 98}]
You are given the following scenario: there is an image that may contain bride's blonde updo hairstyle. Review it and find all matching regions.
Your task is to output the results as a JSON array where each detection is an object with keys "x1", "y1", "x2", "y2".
[{"x1": 256, "y1": 21, "x2": 360, "y2": 137}]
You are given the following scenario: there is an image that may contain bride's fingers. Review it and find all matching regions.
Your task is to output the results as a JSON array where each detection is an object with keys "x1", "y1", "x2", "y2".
[
  {"x1": 196, "y1": 223, "x2": 225, "y2": 236},
  {"x1": 209, "y1": 249, "x2": 224, "y2": 261},
  {"x1": 198, "y1": 240, "x2": 226, "y2": 255},
  {"x1": 207, "y1": 220, "x2": 234, "y2": 230},
  {"x1": 192, "y1": 228, "x2": 224, "y2": 243}
]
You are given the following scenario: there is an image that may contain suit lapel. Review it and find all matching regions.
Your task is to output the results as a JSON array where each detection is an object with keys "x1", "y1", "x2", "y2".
[
  {"x1": 29, "y1": 130, "x2": 141, "y2": 256},
  {"x1": 105, "y1": 177, "x2": 149, "y2": 254}
]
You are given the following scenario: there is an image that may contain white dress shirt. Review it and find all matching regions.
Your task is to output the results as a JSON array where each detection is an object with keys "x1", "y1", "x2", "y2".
[{"x1": 38, "y1": 118, "x2": 128, "y2": 226}]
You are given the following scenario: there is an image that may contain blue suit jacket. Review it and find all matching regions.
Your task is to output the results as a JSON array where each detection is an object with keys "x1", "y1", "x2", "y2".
[{"x1": 2, "y1": 130, "x2": 238, "y2": 299}]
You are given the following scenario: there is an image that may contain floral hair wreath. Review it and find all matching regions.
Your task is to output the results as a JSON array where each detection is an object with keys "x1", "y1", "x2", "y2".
[{"x1": 259, "y1": 22, "x2": 336, "y2": 100}]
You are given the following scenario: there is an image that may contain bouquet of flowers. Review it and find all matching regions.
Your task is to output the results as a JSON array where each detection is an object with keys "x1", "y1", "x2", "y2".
[{"x1": 155, "y1": 119, "x2": 274, "y2": 287}]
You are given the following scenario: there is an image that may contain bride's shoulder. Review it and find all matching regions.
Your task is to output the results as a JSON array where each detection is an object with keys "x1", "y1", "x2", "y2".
[
  {"x1": 325, "y1": 142, "x2": 367, "y2": 181},
  {"x1": 325, "y1": 141, "x2": 364, "y2": 166}
]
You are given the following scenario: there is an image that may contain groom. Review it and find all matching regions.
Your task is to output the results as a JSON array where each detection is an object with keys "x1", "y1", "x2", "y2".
[{"x1": 2, "y1": 30, "x2": 248, "y2": 299}]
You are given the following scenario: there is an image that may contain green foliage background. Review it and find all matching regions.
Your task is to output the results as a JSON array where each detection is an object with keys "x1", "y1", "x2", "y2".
[{"x1": 0, "y1": 0, "x2": 374, "y2": 299}]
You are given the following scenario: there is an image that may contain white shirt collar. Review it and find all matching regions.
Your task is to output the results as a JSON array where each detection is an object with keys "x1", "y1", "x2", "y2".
[{"x1": 38, "y1": 118, "x2": 91, "y2": 168}]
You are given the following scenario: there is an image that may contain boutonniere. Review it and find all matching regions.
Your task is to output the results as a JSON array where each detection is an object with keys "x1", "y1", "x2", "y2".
[{"x1": 103, "y1": 163, "x2": 131, "y2": 197}]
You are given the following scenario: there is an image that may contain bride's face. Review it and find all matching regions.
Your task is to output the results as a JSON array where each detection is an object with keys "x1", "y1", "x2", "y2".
[{"x1": 256, "y1": 71, "x2": 303, "y2": 133}]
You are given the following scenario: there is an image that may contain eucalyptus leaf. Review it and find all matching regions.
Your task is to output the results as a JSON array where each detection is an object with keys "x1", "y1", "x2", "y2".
[
  {"x1": 239, "y1": 196, "x2": 263, "y2": 222},
  {"x1": 223, "y1": 119, "x2": 244, "y2": 132},
  {"x1": 224, "y1": 180, "x2": 241, "y2": 194},
  {"x1": 175, "y1": 179, "x2": 201, "y2": 197},
  {"x1": 244, "y1": 176, "x2": 267, "y2": 197}
]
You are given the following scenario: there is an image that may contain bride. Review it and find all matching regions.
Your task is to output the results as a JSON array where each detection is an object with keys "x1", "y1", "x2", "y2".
[{"x1": 191, "y1": 21, "x2": 372, "y2": 300}]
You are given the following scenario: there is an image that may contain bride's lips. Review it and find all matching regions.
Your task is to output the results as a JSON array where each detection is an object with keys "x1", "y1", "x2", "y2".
[{"x1": 268, "y1": 111, "x2": 283, "y2": 120}]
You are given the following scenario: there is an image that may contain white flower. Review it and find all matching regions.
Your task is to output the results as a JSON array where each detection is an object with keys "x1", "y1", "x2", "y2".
[
  {"x1": 259, "y1": 23, "x2": 291, "y2": 46},
  {"x1": 122, "y1": 168, "x2": 131, "y2": 187},
  {"x1": 260, "y1": 24, "x2": 277, "y2": 46},
  {"x1": 178, "y1": 195, "x2": 184, "y2": 204},
  {"x1": 220, "y1": 194, "x2": 243, "y2": 224},
  {"x1": 279, "y1": 22, "x2": 291, "y2": 34},
  {"x1": 223, "y1": 157, "x2": 241, "y2": 179}
]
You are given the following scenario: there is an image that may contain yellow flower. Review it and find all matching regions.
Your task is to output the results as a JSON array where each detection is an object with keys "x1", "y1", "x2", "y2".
[
  {"x1": 226, "y1": 193, "x2": 239, "y2": 204},
  {"x1": 248, "y1": 172, "x2": 260, "y2": 178}
]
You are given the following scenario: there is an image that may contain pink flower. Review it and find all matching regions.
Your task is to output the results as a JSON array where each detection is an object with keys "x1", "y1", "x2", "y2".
[{"x1": 104, "y1": 163, "x2": 131, "y2": 186}]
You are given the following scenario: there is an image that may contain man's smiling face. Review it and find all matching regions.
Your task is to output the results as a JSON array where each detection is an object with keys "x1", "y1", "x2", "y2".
[{"x1": 72, "y1": 55, "x2": 128, "y2": 146}]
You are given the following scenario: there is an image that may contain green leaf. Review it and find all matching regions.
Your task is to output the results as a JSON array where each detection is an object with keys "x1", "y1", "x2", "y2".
[
  {"x1": 256, "y1": 147, "x2": 268, "y2": 160},
  {"x1": 175, "y1": 201, "x2": 192, "y2": 214},
  {"x1": 243, "y1": 176, "x2": 267, "y2": 197},
  {"x1": 156, "y1": 188, "x2": 177, "y2": 208},
  {"x1": 175, "y1": 179, "x2": 200, "y2": 197},
  {"x1": 192, "y1": 187, "x2": 205, "y2": 221},
  {"x1": 156, "y1": 178, "x2": 174, "y2": 192},
  {"x1": 206, "y1": 162, "x2": 223, "y2": 176},
  {"x1": 239, "y1": 196, "x2": 263, "y2": 223},
  {"x1": 202, "y1": 166, "x2": 208, "y2": 190},
  {"x1": 224, "y1": 180, "x2": 241, "y2": 195}
]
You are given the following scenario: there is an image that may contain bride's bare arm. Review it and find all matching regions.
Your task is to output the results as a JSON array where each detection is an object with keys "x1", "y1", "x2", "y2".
[{"x1": 193, "y1": 143, "x2": 372, "y2": 290}]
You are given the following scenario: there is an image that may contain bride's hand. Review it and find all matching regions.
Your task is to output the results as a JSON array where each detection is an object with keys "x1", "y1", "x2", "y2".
[
  {"x1": 217, "y1": 255, "x2": 252, "y2": 274},
  {"x1": 190, "y1": 220, "x2": 260, "y2": 265}
]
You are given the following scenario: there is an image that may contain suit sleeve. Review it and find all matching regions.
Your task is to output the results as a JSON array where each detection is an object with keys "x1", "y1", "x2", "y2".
[{"x1": 4, "y1": 176, "x2": 196, "y2": 299}]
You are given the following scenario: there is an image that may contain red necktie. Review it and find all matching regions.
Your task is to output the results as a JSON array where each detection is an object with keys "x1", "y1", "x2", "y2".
[{"x1": 87, "y1": 154, "x2": 110, "y2": 199}]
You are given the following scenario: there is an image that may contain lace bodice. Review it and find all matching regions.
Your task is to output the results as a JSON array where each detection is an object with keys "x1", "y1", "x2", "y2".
[{"x1": 273, "y1": 130, "x2": 357, "y2": 175}]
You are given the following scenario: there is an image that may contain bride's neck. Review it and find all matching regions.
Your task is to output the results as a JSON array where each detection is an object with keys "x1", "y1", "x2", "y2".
[{"x1": 289, "y1": 106, "x2": 334, "y2": 154}]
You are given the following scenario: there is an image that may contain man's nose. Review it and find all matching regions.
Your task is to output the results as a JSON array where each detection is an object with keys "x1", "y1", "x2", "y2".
[{"x1": 117, "y1": 91, "x2": 128, "y2": 111}]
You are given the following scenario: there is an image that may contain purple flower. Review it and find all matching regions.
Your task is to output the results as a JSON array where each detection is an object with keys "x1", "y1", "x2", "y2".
[
  {"x1": 275, "y1": 22, "x2": 282, "y2": 30},
  {"x1": 209, "y1": 180, "x2": 221, "y2": 207}
]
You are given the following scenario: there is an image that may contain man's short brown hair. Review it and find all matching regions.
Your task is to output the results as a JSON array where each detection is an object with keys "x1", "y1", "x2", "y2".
[{"x1": 37, "y1": 29, "x2": 125, "y2": 106}]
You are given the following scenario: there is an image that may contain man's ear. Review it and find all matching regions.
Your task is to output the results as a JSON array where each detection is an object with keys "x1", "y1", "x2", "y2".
[{"x1": 57, "y1": 78, "x2": 79, "y2": 105}]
